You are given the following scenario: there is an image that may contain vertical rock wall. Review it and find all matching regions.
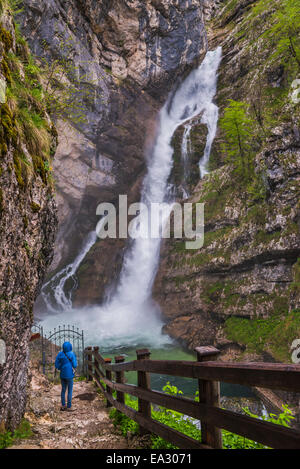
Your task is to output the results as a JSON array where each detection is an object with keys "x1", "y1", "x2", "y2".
[
  {"x1": 18, "y1": 0, "x2": 208, "y2": 306},
  {"x1": 0, "y1": 2, "x2": 57, "y2": 430}
]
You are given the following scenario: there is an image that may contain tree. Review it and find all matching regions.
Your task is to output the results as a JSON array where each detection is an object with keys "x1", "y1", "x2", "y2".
[
  {"x1": 219, "y1": 100, "x2": 255, "y2": 180},
  {"x1": 264, "y1": 0, "x2": 300, "y2": 68}
]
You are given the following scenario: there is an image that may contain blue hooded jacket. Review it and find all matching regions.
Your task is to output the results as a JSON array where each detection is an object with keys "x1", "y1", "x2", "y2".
[{"x1": 55, "y1": 341, "x2": 77, "y2": 379}]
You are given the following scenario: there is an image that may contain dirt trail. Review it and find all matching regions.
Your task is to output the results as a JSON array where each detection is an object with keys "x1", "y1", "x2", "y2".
[{"x1": 10, "y1": 368, "x2": 129, "y2": 449}]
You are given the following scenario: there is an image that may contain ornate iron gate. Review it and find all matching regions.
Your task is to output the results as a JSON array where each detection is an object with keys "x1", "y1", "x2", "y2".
[{"x1": 31, "y1": 323, "x2": 85, "y2": 379}]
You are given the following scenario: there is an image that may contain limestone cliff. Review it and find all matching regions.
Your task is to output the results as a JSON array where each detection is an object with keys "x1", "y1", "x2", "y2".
[
  {"x1": 154, "y1": 0, "x2": 300, "y2": 361},
  {"x1": 18, "y1": 0, "x2": 209, "y2": 306},
  {"x1": 0, "y1": 1, "x2": 57, "y2": 431}
]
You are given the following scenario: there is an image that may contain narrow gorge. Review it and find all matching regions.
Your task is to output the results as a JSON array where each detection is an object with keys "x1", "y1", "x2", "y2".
[{"x1": 0, "y1": 0, "x2": 299, "y2": 441}]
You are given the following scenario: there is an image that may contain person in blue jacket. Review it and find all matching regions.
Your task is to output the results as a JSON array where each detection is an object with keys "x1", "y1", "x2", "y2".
[{"x1": 55, "y1": 341, "x2": 77, "y2": 411}]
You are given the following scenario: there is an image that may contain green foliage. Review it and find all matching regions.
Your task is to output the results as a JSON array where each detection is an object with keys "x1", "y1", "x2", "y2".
[
  {"x1": 0, "y1": 25, "x2": 13, "y2": 53},
  {"x1": 247, "y1": 404, "x2": 294, "y2": 428},
  {"x1": 220, "y1": 100, "x2": 256, "y2": 181},
  {"x1": 24, "y1": 240, "x2": 32, "y2": 257},
  {"x1": 225, "y1": 310, "x2": 300, "y2": 361},
  {"x1": 7, "y1": 0, "x2": 23, "y2": 15},
  {"x1": 258, "y1": 0, "x2": 300, "y2": 67},
  {"x1": 290, "y1": 258, "x2": 300, "y2": 295},
  {"x1": 109, "y1": 381, "x2": 295, "y2": 449},
  {"x1": 109, "y1": 395, "x2": 139, "y2": 437},
  {"x1": 223, "y1": 405, "x2": 295, "y2": 449},
  {"x1": 74, "y1": 375, "x2": 87, "y2": 382},
  {"x1": 246, "y1": 172, "x2": 268, "y2": 203},
  {"x1": 0, "y1": 16, "x2": 56, "y2": 190},
  {"x1": 31, "y1": 201, "x2": 40, "y2": 213},
  {"x1": 37, "y1": 34, "x2": 99, "y2": 125},
  {"x1": 0, "y1": 419, "x2": 33, "y2": 449},
  {"x1": 109, "y1": 383, "x2": 201, "y2": 449}
]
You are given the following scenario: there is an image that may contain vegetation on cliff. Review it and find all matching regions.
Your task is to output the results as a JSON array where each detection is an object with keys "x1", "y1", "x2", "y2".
[
  {"x1": 0, "y1": 0, "x2": 56, "y2": 192},
  {"x1": 0, "y1": 0, "x2": 58, "y2": 432},
  {"x1": 155, "y1": 0, "x2": 300, "y2": 359}
]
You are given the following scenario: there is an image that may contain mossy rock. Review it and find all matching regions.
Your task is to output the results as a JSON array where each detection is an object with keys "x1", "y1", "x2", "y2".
[
  {"x1": 0, "y1": 187, "x2": 3, "y2": 212},
  {"x1": 31, "y1": 201, "x2": 41, "y2": 213},
  {"x1": 0, "y1": 26, "x2": 13, "y2": 53}
]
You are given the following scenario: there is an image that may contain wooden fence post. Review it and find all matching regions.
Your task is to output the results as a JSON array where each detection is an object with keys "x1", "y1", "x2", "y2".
[
  {"x1": 93, "y1": 346, "x2": 99, "y2": 379},
  {"x1": 105, "y1": 358, "x2": 113, "y2": 407},
  {"x1": 136, "y1": 348, "x2": 151, "y2": 436},
  {"x1": 115, "y1": 356, "x2": 125, "y2": 405},
  {"x1": 195, "y1": 346, "x2": 222, "y2": 449},
  {"x1": 86, "y1": 346, "x2": 93, "y2": 381}
]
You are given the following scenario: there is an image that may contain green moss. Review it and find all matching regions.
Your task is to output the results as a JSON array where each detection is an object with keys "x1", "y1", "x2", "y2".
[
  {"x1": 244, "y1": 204, "x2": 267, "y2": 225},
  {"x1": 31, "y1": 201, "x2": 40, "y2": 213},
  {"x1": 203, "y1": 226, "x2": 233, "y2": 248},
  {"x1": 198, "y1": 177, "x2": 234, "y2": 223},
  {"x1": 13, "y1": 151, "x2": 25, "y2": 189},
  {"x1": 24, "y1": 240, "x2": 31, "y2": 258},
  {"x1": 225, "y1": 310, "x2": 300, "y2": 362},
  {"x1": 0, "y1": 26, "x2": 13, "y2": 53},
  {"x1": 1, "y1": 57, "x2": 12, "y2": 82},
  {"x1": 173, "y1": 275, "x2": 189, "y2": 288},
  {"x1": 253, "y1": 229, "x2": 282, "y2": 246},
  {"x1": 0, "y1": 142, "x2": 7, "y2": 156},
  {"x1": 0, "y1": 418, "x2": 33, "y2": 449},
  {"x1": 0, "y1": 12, "x2": 56, "y2": 190},
  {"x1": 0, "y1": 187, "x2": 3, "y2": 212},
  {"x1": 273, "y1": 296, "x2": 289, "y2": 317},
  {"x1": 0, "y1": 103, "x2": 17, "y2": 145},
  {"x1": 32, "y1": 155, "x2": 47, "y2": 184},
  {"x1": 290, "y1": 258, "x2": 300, "y2": 294}
]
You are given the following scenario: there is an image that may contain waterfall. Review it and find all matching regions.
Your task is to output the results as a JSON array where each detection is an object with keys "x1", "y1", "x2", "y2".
[
  {"x1": 41, "y1": 230, "x2": 98, "y2": 312},
  {"x1": 181, "y1": 122, "x2": 192, "y2": 198},
  {"x1": 199, "y1": 100, "x2": 219, "y2": 177},
  {"x1": 41, "y1": 47, "x2": 222, "y2": 349}
]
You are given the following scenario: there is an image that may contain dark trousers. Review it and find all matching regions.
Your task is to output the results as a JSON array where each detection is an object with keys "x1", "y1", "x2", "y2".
[{"x1": 61, "y1": 378, "x2": 73, "y2": 408}]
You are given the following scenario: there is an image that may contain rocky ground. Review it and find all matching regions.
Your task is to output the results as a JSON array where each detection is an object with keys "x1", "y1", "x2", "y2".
[{"x1": 9, "y1": 367, "x2": 129, "y2": 450}]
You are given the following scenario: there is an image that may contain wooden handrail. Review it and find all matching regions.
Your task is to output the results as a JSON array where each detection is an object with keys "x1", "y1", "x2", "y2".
[
  {"x1": 85, "y1": 346, "x2": 300, "y2": 449},
  {"x1": 97, "y1": 357, "x2": 300, "y2": 392},
  {"x1": 93, "y1": 372, "x2": 211, "y2": 449}
]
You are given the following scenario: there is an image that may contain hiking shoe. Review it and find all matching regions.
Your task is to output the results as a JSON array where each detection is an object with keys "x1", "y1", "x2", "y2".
[
  {"x1": 66, "y1": 408, "x2": 74, "y2": 412},
  {"x1": 60, "y1": 406, "x2": 67, "y2": 411}
]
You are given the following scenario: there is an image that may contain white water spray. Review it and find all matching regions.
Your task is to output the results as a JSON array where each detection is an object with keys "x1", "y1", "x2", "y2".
[
  {"x1": 180, "y1": 122, "x2": 192, "y2": 198},
  {"x1": 199, "y1": 101, "x2": 219, "y2": 177},
  {"x1": 42, "y1": 47, "x2": 222, "y2": 349},
  {"x1": 42, "y1": 230, "x2": 97, "y2": 312}
]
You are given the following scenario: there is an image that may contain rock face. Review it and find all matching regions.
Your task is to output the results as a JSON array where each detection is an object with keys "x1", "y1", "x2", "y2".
[
  {"x1": 154, "y1": 130, "x2": 300, "y2": 351},
  {"x1": 0, "y1": 2, "x2": 57, "y2": 431},
  {"x1": 18, "y1": 0, "x2": 208, "y2": 306},
  {"x1": 154, "y1": 0, "x2": 300, "y2": 359}
]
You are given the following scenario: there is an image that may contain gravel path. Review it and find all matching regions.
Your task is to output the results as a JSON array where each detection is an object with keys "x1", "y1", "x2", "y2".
[{"x1": 10, "y1": 368, "x2": 129, "y2": 449}]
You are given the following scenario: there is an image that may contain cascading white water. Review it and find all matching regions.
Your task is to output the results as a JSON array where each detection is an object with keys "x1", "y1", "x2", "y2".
[
  {"x1": 42, "y1": 47, "x2": 222, "y2": 349},
  {"x1": 181, "y1": 123, "x2": 192, "y2": 173},
  {"x1": 180, "y1": 122, "x2": 192, "y2": 198},
  {"x1": 42, "y1": 230, "x2": 98, "y2": 312},
  {"x1": 199, "y1": 97, "x2": 219, "y2": 177}
]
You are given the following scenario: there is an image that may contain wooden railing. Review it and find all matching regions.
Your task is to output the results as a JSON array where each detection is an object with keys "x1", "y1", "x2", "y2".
[{"x1": 84, "y1": 345, "x2": 300, "y2": 449}]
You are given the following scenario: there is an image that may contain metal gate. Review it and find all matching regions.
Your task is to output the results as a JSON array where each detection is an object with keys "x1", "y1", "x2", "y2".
[{"x1": 31, "y1": 323, "x2": 85, "y2": 380}]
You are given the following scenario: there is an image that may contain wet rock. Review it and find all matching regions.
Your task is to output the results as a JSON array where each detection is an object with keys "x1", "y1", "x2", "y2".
[
  {"x1": 154, "y1": 15, "x2": 300, "y2": 355},
  {"x1": 18, "y1": 0, "x2": 208, "y2": 303}
]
